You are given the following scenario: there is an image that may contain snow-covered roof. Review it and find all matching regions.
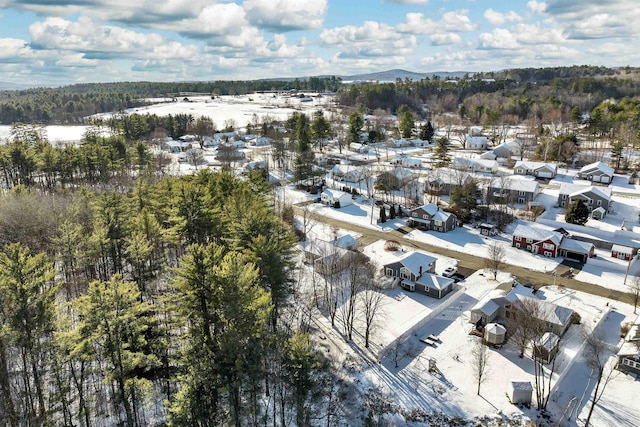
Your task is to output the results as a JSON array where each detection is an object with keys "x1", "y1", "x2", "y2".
[
  {"x1": 558, "y1": 238, "x2": 594, "y2": 255},
  {"x1": 539, "y1": 332, "x2": 560, "y2": 351},
  {"x1": 415, "y1": 273, "x2": 454, "y2": 290},
  {"x1": 536, "y1": 218, "x2": 640, "y2": 249},
  {"x1": 513, "y1": 224, "x2": 562, "y2": 245},
  {"x1": 510, "y1": 381, "x2": 533, "y2": 391},
  {"x1": 611, "y1": 244, "x2": 634, "y2": 255},
  {"x1": 419, "y1": 203, "x2": 438, "y2": 216},
  {"x1": 486, "y1": 323, "x2": 506, "y2": 335},
  {"x1": 390, "y1": 251, "x2": 437, "y2": 277},
  {"x1": 505, "y1": 284, "x2": 535, "y2": 303},
  {"x1": 332, "y1": 164, "x2": 362, "y2": 177},
  {"x1": 514, "y1": 161, "x2": 557, "y2": 172},
  {"x1": 497, "y1": 177, "x2": 539, "y2": 193},
  {"x1": 322, "y1": 188, "x2": 350, "y2": 199},
  {"x1": 536, "y1": 299, "x2": 573, "y2": 327},
  {"x1": 389, "y1": 167, "x2": 413, "y2": 180},
  {"x1": 472, "y1": 290, "x2": 505, "y2": 315},
  {"x1": 568, "y1": 185, "x2": 612, "y2": 201},
  {"x1": 579, "y1": 161, "x2": 614, "y2": 176},
  {"x1": 335, "y1": 234, "x2": 357, "y2": 250},
  {"x1": 453, "y1": 157, "x2": 497, "y2": 169}
]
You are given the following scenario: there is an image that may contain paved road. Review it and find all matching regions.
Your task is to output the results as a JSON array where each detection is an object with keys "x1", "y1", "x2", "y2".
[{"x1": 295, "y1": 206, "x2": 637, "y2": 305}]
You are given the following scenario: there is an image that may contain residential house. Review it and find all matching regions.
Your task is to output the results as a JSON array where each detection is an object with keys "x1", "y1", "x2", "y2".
[
  {"x1": 320, "y1": 189, "x2": 353, "y2": 208},
  {"x1": 479, "y1": 223, "x2": 498, "y2": 236},
  {"x1": 617, "y1": 314, "x2": 640, "y2": 376},
  {"x1": 557, "y1": 183, "x2": 612, "y2": 213},
  {"x1": 407, "y1": 203, "x2": 457, "y2": 232},
  {"x1": 578, "y1": 161, "x2": 615, "y2": 184},
  {"x1": 513, "y1": 161, "x2": 558, "y2": 179},
  {"x1": 410, "y1": 138, "x2": 430, "y2": 147},
  {"x1": 383, "y1": 252, "x2": 454, "y2": 299},
  {"x1": 492, "y1": 141, "x2": 521, "y2": 159},
  {"x1": 512, "y1": 224, "x2": 563, "y2": 257},
  {"x1": 452, "y1": 157, "x2": 498, "y2": 174},
  {"x1": 302, "y1": 237, "x2": 363, "y2": 276},
  {"x1": 467, "y1": 136, "x2": 489, "y2": 150},
  {"x1": 425, "y1": 172, "x2": 472, "y2": 196},
  {"x1": 487, "y1": 177, "x2": 540, "y2": 205},
  {"x1": 377, "y1": 167, "x2": 414, "y2": 190},
  {"x1": 471, "y1": 285, "x2": 574, "y2": 337},
  {"x1": 331, "y1": 164, "x2": 362, "y2": 182}
]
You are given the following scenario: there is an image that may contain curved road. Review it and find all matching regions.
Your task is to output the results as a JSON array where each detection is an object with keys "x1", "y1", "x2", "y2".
[{"x1": 296, "y1": 206, "x2": 637, "y2": 305}]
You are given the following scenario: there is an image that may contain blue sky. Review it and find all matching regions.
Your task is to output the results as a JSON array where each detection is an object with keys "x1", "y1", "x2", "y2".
[{"x1": 0, "y1": 0, "x2": 638, "y2": 86}]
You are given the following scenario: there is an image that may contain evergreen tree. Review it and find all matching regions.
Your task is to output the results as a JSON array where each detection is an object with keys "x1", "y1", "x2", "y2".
[
  {"x1": 399, "y1": 111, "x2": 415, "y2": 139},
  {"x1": 347, "y1": 112, "x2": 364, "y2": 145},
  {"x1": 434, "y1": 137, "x2": 451, "y2": 166},
  {"x1": 379, "y1": 206, "x2": 387, "y2": 223},
  {"x1": 610, "y1": 140, "x2": 624, "y2": 171},
  {"x1": 565, "y1": 199, "x2": 590, "y2": 225},
  {"x1": 419, "y1": 121, "x2": 435, "y2": 142}
]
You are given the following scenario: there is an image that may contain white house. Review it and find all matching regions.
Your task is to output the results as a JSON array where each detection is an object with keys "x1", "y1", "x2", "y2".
[
  {"x1": 467, "y1": 136, "x2": 489, "y2": 150},
  {"x1": 320, "y1": 189, "x2": 353, "y2": 208}
]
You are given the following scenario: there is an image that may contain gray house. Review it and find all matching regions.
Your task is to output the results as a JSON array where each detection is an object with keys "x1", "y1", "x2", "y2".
[
  {"x1": 383, "y1": 251, "x2": 454, "y2": 299},
  {"x1": 618, "y1": 314, "x2": 640, "y2": 376},
  {"x1": 487, "y1": 177, "x2": 540, "y2": 205},
  {"x1": 407, "y1": 203, "x2": 457, "y2": 232},
  {"x1": 557, "y1": 183, "x2": 612, "y2": 213},
  {"x1": 578, "y1": 161, "x2": 614, "y2": 184},
  {"x1": 424, "y1": 172, "x2": 472, "y2": 196}
]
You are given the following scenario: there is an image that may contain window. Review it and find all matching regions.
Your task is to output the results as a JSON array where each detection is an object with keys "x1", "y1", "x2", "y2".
[
  {"x1": 597, "y1": 200, "x2": 602, "y2": 206},
  {"x1": 513, "y1": 235, "x2": 520, "y2": 241},
  {"x1": 412, "y1": 212, "x2": 417, "y2": 217},
  {"x1": 588, "y1": 199, "x2": 593, "y2": 205},
  {"x1": 543, "y1": 243, "x2": 554, "y2": 250},
  {"x1": 526, "y1": 238, "x2": 533, "y2": 243},
  {"x1": 434, "y1": 220, "x2": 442, "y2": 226},
  {"x1": 544, "y1": 251, "x2": 553, "y2": 257},
  {"x1": 515, "y1": 243, "x2": 521, "y2": 248},
  {"x1": 562, "y1": 194, "x2": 567, "y2": 199},
  {"x1": 385, "y1": 268, "x2": 394, "y2": 277},
  {"x1": 519, "y1": 191, "x2": 525, "y2": 196},
  {"x1": 517, "y1": 198, "x2": 525, "y2": 204},
  {"x1": 423, "y1": 214, "x2": 429, "y2": 219}
]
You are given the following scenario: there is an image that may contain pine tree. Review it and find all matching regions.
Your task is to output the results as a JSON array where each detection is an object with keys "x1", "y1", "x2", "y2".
[
  {"x1": 399, "y1": 111, "x2": 415, "y2": 139},
  {"x1": 565, "y1": 199, "x2": 590, "y2": 225},
  {"x1": 434, "y1": 137, "x2": 451, "y2": 166}
]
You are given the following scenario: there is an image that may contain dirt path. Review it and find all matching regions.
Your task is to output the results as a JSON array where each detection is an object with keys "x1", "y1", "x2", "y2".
[{"x1": 295, "y1": 207, "x2": 637, "y2": 306}]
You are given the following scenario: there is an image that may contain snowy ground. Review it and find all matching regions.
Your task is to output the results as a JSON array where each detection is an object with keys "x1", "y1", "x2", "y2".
[
  {"x1": 93, "y1": 93, "x2": 336, "y2": 126},
  {"x1": 0, "y1": 124, "x2": 106, "y2": 144}
]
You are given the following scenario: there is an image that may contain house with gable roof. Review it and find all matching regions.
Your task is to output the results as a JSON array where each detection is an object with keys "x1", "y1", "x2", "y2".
[
  {"x1": 618, "y1": 313, "x2": 640, "y2": 376},
  {"x1": 557, "y1": 183, "x2": 612, "y2": 214},
  {"x1": 452, "y1": 157, "x2": 498, "y2": 174},
  {"x1": 383, "y1": 251, "x2": 454, "y2": 298},
  {"x1": 513, "y1": 161, "x2": 558, "y2": 179},
  {"x1": 487, "y1": 177, "x2": 540, "y2": 205},
  {"x1": 512, "y1": 223, "x2": 563, "y2": 257},
  {"x1": 407, "y1": 203, "x2": 457, "y2": 232},
  {"x1": 376, "y1": 167, "x2": 414, "y2": 190},
  {"x1": 577, "y1": 161, "x2": 615, "y2": 184}
]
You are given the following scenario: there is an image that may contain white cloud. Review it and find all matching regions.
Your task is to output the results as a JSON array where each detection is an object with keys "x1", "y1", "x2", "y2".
[
  {"x1": 396, "y1": 12, "x2": 435, "y2": 34},
  {"x1": 512, "y1": 23, "x2": 565, "y2": 45},
  {"x1": 320, "y1": 21, "x2": 416, "y2": 58},
  {"x1": 244, "y1": 0, "x2": 327, "y2": 31},
  {"x1": 483, "y1": 9, "x2": 523, "y2": 25},
  {"x1": 478, "y1": 28, "x2": 519, "y2": 49},
  {"x1": 0, "y1": 38, "x2": 34, "y2": 61},
  {"x1": 430, "y1": 33, "x2": 462, "y2": 46},
  {"x1": 441, "y1": 10, "x2": 477, "y2": 32},
  {"x1": 526, "y1": 1, "x2": 547, "y2": 14}
]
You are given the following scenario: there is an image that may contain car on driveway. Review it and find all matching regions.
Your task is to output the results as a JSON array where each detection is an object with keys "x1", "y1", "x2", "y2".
[
  {"x1": 450, "y1": 273, "x2": 465, "y2": 283},
  {"x1": 442, "y1": 266, "x2": 458, "y2": 277}
]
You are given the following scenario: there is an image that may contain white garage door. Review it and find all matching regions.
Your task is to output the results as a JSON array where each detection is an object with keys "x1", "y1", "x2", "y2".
[{"x1": 537, "y1": 171, "x2": 553, "y2": 178}]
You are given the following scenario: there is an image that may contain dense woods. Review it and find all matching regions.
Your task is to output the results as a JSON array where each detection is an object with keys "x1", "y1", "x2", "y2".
[{"x1": 0, "y1": 120, "x2": 342, "y2": 425}]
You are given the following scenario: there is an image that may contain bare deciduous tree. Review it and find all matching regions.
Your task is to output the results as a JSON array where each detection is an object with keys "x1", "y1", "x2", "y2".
[
  {"x1": 337, "y1": 254, "x2": 370, "y2": 341},
  {"x1": 485, "y1": 241, "x2": 505, "y2": 280},
  {"x1": 532, "y1": 332, "x2": 563, "y2": 410},
  {"x1": 471, "y1": 338, "x2": 490, "y2": 395},
  {"x1": 630, "y1": 274, "x2": 640, "y2": 314},
  {"x1": 359, "y1": 272, "x2": 386, "y2": 349},
  {"x1": 509, "y1": 297, "x2": 545, "y2": 358},
  {"x1": 583, "y1": 329, "x2": 618, "y2": 427}
]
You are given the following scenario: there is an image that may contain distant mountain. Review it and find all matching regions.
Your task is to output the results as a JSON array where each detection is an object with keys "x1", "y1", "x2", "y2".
[
  {"x1": 0, "y1": 82, "x2": 34, "y2": 91},
  {"x1": 339, "y1": 69, "x2": 469, "y2": 82}
]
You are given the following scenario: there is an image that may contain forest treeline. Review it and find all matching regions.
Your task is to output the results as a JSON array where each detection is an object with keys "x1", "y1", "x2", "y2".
[
  {"x1": 0, "y1": 77, "x2": 342, "y2": 125},
  {"x1": 0, "y1": 157, "x2": 346, "y2": 426}
]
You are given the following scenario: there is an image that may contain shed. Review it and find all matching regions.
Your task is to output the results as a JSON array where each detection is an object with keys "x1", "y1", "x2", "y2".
[
  {"x1": 591, "y1": 206, "x2": 606, "y2": 220},
  {"x1": 509, "y1": 381, "x2": 533, "y2": 405},
  {"x1": 484, "y1": 323, "x2": 506, "y2": 345}
]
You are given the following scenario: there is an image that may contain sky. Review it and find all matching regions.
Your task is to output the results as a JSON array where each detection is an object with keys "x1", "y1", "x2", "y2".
[{"x1": 0, "y1": 0, "x2": 638, "y2": 86}]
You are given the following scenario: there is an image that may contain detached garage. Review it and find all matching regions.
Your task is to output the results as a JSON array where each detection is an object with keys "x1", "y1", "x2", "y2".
[{"x1": 558, "y1": 239, "x2": 595, "y2": 264}]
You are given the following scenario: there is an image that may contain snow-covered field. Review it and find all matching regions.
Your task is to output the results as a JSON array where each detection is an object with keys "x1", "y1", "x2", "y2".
[
  {"x1": 94, "y1": 93, "x2": 335, "y2": 127},
  {"x1": 0, "y1": 124, "x2": 99, "y2": 144}
]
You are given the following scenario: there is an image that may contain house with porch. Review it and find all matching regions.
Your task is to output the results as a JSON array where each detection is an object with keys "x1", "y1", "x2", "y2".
[
  {"x1": 320, "y1": 189, "x2": 353, "y2": 208},
  {"x1": 331, "y1": 164, "x2": 362, "y2": 182},
  {"x1": 407, "y1": 203, "x2": 457, "y2": 233},
  {"x1": 578, "y1": 161, "x2": 614, "y2": 184},
  {"x1": 383, "y1": 252, "x2": 454, "y2": 299}
]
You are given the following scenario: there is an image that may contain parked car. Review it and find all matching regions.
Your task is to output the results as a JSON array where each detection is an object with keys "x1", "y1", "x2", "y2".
[
  {"x1": 450, "y1": 273, "x2": 465, "y2": 283},
  {"x1": 442, "y1": 266, "x2": 458, "y2": 278}
]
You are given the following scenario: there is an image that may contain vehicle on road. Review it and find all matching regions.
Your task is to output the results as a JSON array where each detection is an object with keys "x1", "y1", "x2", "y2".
[{"x1": 450, "y1": 273, "x2": 465, "y2": 283}]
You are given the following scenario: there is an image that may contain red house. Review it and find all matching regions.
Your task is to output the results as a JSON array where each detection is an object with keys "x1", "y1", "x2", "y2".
[
  {"x1": 612, "y1": 244, "x2": 635, "y2": 261},
  {"x1": 512, "y1": 224, "x2": 563, "y2": 257}
]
